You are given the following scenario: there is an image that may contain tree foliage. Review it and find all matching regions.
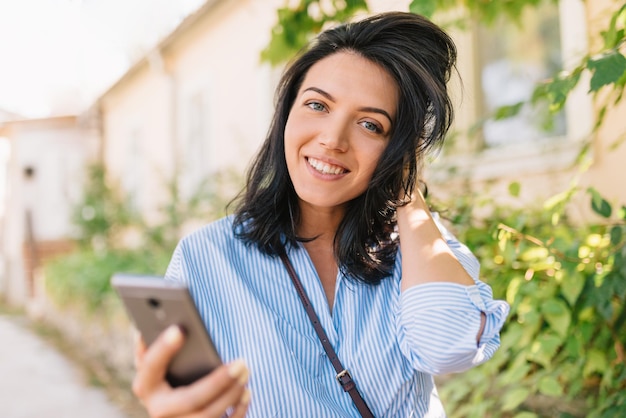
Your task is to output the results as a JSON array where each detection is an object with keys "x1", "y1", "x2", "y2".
[{"x1": 261, "y1": 0, "x2": 368, "y2": 66}]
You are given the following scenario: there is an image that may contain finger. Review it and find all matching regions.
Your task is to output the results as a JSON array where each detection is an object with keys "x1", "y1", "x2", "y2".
[
  {"x1": 199, "y1": 384, "x2": 247, "y2": 418},
  {"x1": 229, "y1": 389, "x2": 252, "y2": 418},
  {"x1": 148, "y1": 360, "x2": 249, "y2": 416},
  {"x1": 134, "y1": 331, "x2": 147, "y2": 370},
  {"x1": 133, "y1": 325, "x2": 185, "y2": 399}
]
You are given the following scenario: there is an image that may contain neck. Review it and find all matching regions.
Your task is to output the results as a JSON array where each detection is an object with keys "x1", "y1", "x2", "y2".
[{"x1": 296, "y1": 200, "x2": 345, "y2": 240}]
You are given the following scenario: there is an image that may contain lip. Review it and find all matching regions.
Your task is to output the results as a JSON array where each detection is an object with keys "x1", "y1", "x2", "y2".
[{"x1": 305, "y1": 156, "x2": 350, "y2": 178}]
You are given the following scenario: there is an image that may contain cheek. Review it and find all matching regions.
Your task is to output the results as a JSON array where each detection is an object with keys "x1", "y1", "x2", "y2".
[
  {"x1": 283, "y1": 118, "x2": 304, "y2": 179},
  {"x1": 360, "y1": 142, "x2": 387, "y2": 176},
  {"x1": 283, "y1": 114, "x2": 301, "y2": 153},
  {"x1": 283, "y1": 125, "x2": 296, "y2": 166},
  {"x1": 284, "y1": 113, "x2": 315, "y2": 168}
]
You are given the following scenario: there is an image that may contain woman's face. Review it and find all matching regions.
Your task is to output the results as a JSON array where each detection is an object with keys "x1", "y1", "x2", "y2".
[{"x1": 284, "y1": 51, "x2": 398, "y2": 214}]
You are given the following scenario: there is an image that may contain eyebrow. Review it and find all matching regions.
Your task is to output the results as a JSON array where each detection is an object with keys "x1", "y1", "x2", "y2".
[{"x1": 302, "y1": 86, "x2": 394, "y2": 125}]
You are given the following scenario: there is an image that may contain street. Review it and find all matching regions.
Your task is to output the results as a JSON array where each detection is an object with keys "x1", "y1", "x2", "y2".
[{"x1": 0, "y1": 314, "x2": 131, "y2": 418}]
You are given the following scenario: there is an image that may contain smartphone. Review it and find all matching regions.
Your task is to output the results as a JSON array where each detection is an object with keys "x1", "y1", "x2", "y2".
[{"x1": 111, "y1": 273, "x2": 222, "y2": 387}]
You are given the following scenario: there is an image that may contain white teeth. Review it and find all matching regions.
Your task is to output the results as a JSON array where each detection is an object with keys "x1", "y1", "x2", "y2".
[{"x1": 308, "y1": 157, "x2": 346, "y2": 175}]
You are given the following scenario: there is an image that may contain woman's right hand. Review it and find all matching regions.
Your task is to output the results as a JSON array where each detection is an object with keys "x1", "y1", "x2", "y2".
[{"x1": 133, "y1": 325, "x2": 251, "y2": 418}]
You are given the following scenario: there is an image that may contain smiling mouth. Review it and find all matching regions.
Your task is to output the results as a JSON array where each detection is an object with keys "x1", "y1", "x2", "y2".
[{"x1": 307, "y1": 157, "x2": 348, "y2": 175}]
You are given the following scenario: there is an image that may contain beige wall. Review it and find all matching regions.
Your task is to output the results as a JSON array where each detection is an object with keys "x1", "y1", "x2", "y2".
[
  {"x1": 581, "y1": 0, "x2": 626, "y2": 211},
  {"x1": 100, "y1": 0, "x2": 283, "y2": 224},
  {"x1": 100, "y1": 66, "x2": 174, "y2": 222}
]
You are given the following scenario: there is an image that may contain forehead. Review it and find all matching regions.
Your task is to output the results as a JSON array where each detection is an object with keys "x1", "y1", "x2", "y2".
[{"x1": 300, "y1": 51, "x2": 399, "y2": 114}]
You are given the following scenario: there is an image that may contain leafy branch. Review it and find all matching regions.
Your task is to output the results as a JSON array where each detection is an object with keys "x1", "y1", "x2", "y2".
[{"x1": 260, "y1": 0, "x2": 368, "y2": 66}]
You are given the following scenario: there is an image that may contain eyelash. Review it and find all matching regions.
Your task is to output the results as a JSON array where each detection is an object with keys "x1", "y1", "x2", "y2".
[
  {"x1": 306, "y1": 101, "x2": 327, "y2": 112},
  {"x1": 361, "y1": 120, "x2": 383, "y2": 134},
  {"x1": 305, "y1": 100, "x2": 384, "y2": 134}
]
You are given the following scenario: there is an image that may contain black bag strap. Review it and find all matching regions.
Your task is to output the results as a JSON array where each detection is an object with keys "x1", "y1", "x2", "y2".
[{"x1": 279, "y1": 253, "x2": 375, "y2": 418}]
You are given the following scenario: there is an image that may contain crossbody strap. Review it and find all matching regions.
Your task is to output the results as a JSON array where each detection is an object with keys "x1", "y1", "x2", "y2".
[{"x1": 279, "y1": 253, "x2": 375, "y2": 418}]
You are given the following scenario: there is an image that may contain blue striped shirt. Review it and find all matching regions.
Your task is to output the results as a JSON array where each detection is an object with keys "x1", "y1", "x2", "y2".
[{"x1": 165, "y1": 215, "x2": 509, "y2": 417}]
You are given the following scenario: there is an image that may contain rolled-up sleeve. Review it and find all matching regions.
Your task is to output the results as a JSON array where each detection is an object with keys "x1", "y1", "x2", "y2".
[
  {"x1": 395, "y1": 213, "x2": 510, "y2": 375},
  {"x1": 396, "y1": 282, "x2": 509, "y2": 375}
]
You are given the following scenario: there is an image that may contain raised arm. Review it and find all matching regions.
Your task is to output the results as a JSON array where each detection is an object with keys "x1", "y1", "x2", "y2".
[
  {"x1": 395, "y1": 191, "x2": 509, "y2": 375},
  {"x1": 396, "y1": 191, "x2": 476, "y2": 290}
]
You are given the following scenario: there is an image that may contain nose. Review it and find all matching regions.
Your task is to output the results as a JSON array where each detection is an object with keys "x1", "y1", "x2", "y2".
[{"x1": 318, "y1": 115, "x2": 350, "y2": 152}]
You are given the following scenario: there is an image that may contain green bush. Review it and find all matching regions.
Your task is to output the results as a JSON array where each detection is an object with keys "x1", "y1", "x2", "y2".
[
  {"x1": 44, "y1": 247, "x2": 173, "y2": 310},
  {"x1": 437, "y1": 186, "x2": 626, "y2": 418},
  {"x1": 44, "y1": 163, "x2": 241, "y2": 311}
]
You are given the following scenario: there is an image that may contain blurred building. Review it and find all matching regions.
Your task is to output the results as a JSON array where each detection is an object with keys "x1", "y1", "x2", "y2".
[
  {"x1": 0, "y1": 0, "x2": 624, "y2": 307},
  {"x1": 0, "y1": 115, "x2": 98, "y2": 305},
  {"x1": 96, "y1": 0, "x2": 283, "y2": 226}
]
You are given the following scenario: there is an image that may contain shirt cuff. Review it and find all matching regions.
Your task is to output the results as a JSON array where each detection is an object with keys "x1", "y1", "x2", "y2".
[{"x1": 397, "y1": 282, "x2": 509, "y2": 375}]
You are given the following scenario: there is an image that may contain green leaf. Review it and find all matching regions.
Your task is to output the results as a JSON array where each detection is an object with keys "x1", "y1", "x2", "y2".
[
  {"x1": 560, "y1": 271, "x2": 585, "y2": 306},
  {"x1": 409, "y1": 0, "x2": 437, "y2": 18},
  {"x1": 500, "y1": 323, "x2": 524, "y2": 351},
  {"x1": 527, "y1": 333, "x2": 563, "y2": 368},
  {"x1": 587, "y1": 187, "x2": 612, "y2": 218},
  {"x1": 588, "y1": 51, "x2": 626, "y2": 92},
  {"x1": 602, "y1": 4, "x2": 626, "y2": 49},
  {"x1": 544, "y1": 188, "x2": 575, "y2": 211},
  {"x1": 498, "y1": 360, "x2": 531, "y2": 385},
  {"x1": 538, "y1": 375, "x2": 564, "y2": 396},
  {"x1": 564, "y1": 331, "x2": 582, "y2": 357},
  {"x1": 508, "y1": 181, "x2": 521, "y2": 198},
  {"x1": 532, "y1": 69, "x2": 582, "y2": 113},
  {"x1": 542, "y1": 299, "x2": 571, "y2": 338},
  {"x1": 501, "y1": 387, "x2": 531, "y2": 411},
  {"x1": 506, "y1": 277, "x2": 523, "y2": 305},
  {"x1": 494, "y1": 102, "x2": 524, "y2": 120},
  {"x1": 611, "y1": 226, "x2": 624, "y2": 245},
  {"x1": 609, "y1": 271, "x2": 626, "y2": 298},
  {"x1": 513, "y1": 413, "x2": 539, "y2": 418},
  {"x1": 583, "y1": 349, "x2": 608, "y2": 377}
]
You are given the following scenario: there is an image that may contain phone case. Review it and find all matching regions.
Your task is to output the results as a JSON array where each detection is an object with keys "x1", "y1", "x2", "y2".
[{"x1": 111, "y1": 273, "x2": 222, "y2": 387}]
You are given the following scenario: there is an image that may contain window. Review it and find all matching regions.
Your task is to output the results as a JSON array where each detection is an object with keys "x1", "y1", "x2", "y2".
[
  {"x1": 477, "y1": 1, "x2": 566, "y2": 147},
  {"x1": 434, "y1": 0, "x2": 592, "y2": 179}
]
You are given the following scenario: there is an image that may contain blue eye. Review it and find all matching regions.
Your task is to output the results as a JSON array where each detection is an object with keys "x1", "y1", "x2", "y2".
[
  {"x1": 307, "y1": 101, "x2": 326, "y2": 112},
  {"x1": 361, "y1": 120, "x2": 382, "y2": 133}
]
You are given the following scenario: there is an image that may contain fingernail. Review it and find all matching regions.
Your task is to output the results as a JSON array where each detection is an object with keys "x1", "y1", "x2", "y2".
[
  {"x1": 240, "y1": 388, "x2": 251, "y2": 406},
  {"x1": 228, "y1": 359, "x2": 249, "y2": 385},
  {"x1": 164, "y1": 325, "x2": 183, "y2": 346}
]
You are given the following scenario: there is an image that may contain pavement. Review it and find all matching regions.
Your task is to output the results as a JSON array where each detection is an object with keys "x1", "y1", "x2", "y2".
[{"x1": 0, "y1": 314, "x2": 131, "y2": 418}]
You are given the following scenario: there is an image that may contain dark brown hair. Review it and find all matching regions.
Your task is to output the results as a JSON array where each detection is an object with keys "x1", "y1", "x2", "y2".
[{"x1": 232, "y1": 12, "x2": 457, "y2": 284}]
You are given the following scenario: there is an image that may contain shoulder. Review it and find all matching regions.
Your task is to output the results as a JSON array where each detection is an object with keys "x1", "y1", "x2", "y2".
[
  {"x1": 166, "y1": 216, "x2": 241, "y2": 277},
  {"x1": 166, "y1": 216, "x2": 276, "y2": 292},
  {"x1": 167, "y1": 215, "x2": 272, "y2": 279},
  {"x1": 179, "y1": 215, "x2": 236, "y2": 249}
]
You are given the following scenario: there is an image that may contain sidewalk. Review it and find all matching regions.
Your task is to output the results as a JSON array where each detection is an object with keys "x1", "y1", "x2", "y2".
[{"x1": 0, "y1": 314, "x2": 131, "y2": 418}]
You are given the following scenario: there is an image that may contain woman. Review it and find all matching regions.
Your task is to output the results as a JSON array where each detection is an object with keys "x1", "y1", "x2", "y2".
[{"x1": 133, "y1": 11, "x2": 509, "y2": 418}]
